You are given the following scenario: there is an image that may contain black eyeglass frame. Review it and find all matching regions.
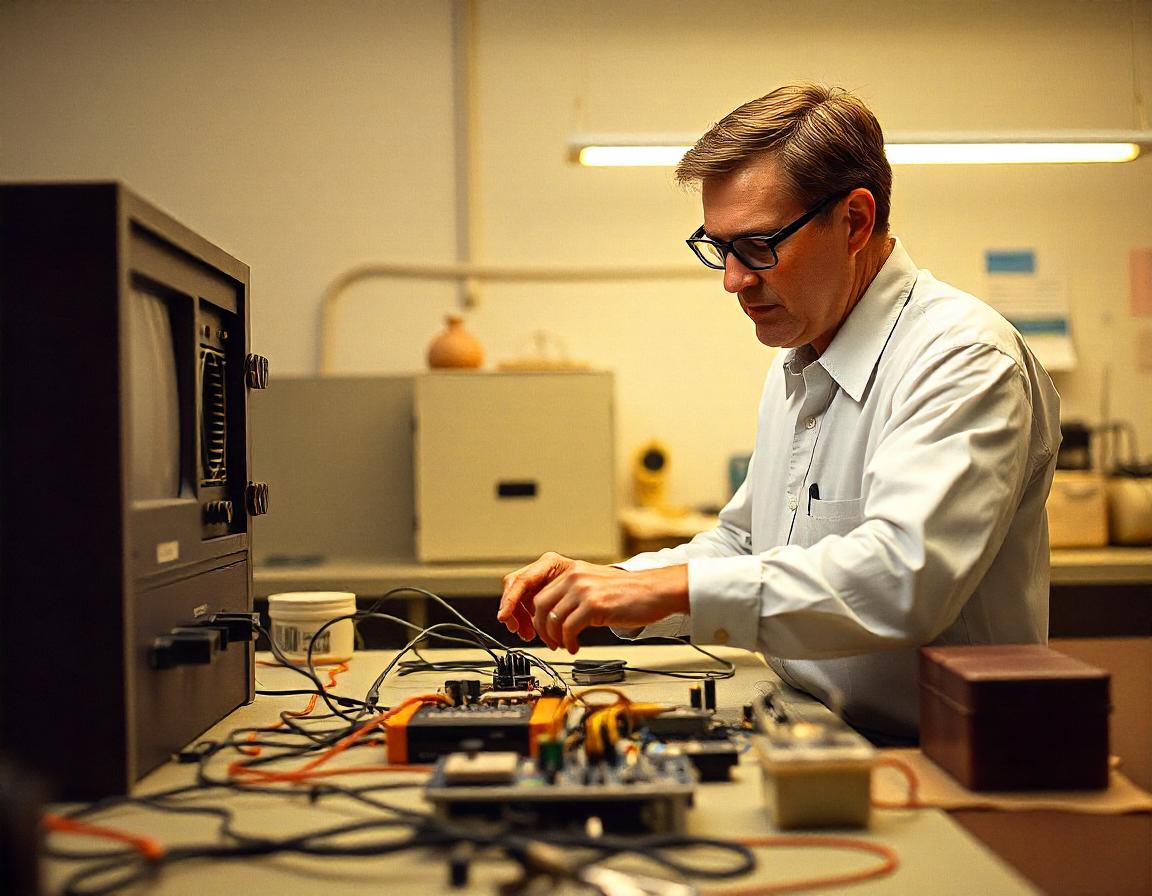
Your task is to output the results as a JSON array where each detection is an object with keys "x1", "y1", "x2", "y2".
[{"x1": 686, "y1": 191, "x2": 847, "y2": 271}]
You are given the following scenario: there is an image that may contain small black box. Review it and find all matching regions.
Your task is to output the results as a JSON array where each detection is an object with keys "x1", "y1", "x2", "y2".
[{"x1": 919, "y1": 645, "x2": 1110, "y2": 791}]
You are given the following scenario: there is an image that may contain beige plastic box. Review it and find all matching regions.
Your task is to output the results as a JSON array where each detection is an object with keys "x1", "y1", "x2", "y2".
[
  {"x1": 414, "y1": 371, "x2": 617, "y2": 562},
  {"x1": 1047, "y1": 471, "x2": 1109, "y2": 548}
]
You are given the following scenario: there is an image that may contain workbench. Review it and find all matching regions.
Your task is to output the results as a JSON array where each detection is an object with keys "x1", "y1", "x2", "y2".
[{"x1": 44, "y1": 646, "x2": 1049, "y2": 896}]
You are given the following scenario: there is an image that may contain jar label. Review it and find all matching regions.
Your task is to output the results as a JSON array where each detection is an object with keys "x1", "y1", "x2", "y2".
[{"x1": 272, "y1": 623, "x2": 331, "y2": 657}]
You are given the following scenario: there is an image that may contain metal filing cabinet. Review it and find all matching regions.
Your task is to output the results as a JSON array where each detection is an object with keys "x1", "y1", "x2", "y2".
[{"x1": 414, "y1": 371, "x2": 617, "y2": 562}]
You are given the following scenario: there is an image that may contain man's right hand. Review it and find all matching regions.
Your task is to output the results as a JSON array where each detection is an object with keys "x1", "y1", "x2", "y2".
[
  {"x1": 497, "y1": 551, "x2": 575, "y2": 642},
  {"x1": 498, "y1": 552, "x2": 689, "y2": 652}
]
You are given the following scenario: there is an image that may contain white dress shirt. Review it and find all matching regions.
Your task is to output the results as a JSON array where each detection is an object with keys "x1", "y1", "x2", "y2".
[{"x1": 617, "y1": 239, "x2": 1061, "y2": 738}]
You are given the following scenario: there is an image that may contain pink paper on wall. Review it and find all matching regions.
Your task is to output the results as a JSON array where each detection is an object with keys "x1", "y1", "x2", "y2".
[{"x1": 1132, "y1": 248, "x2": 1152, "y2": 317}]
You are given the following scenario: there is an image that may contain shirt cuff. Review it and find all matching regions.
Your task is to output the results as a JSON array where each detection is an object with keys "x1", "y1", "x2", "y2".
[{"x1": 688, "y1": 555, "x2": 762, "y2": 650}]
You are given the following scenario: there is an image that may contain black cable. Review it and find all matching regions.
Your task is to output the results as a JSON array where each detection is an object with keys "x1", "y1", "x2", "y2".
[
  {"x1": 56, "y1": 810, "x2": 757, "y2": 896},
  {"x1": 254, "y1": 687, "x2": 373, "y2": 708},
  {"x1": 362, "y1": 621, "x2": 504, "y2": 710},
  {"x1": 52, "y1": 589, "x2": 756, "y2": 895},
  {"x1": 255, "y1": 623, "x2": 364, "y2": 723}
]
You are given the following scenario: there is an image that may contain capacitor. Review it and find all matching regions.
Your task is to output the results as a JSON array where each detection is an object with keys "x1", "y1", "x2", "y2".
[
  {"x1": 537, "y1": 737, "x2": 564, "y2": 783},
  {"x1": 689, "y1": 685, "x2": 702, "y2": 709},
  {"x1": 703, "y1": 678, "x2": 717, "y2": 712}
]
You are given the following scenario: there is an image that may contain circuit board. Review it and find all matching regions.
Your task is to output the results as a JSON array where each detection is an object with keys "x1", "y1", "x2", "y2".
[
  {"x1": 385, "y1": 695, "x2": 565, "y2": 764},
  {"x1": 424, "y1": 751, "x2": 698, "y2": 833}
]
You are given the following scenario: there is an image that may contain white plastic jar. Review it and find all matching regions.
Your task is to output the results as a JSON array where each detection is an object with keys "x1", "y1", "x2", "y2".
[{"x1": 267, "y1": 591, "x2": 356, "y2": 664}]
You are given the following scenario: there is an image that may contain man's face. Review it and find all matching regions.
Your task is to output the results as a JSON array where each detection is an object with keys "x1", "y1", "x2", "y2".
[{"x1": 701, "y1": 155, "x2": 855, "y2": 354}]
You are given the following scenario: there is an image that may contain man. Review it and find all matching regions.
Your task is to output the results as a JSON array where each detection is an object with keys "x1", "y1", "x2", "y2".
[{"x1": 497, "y1": 83, "x2": 1060, "y2": 741}]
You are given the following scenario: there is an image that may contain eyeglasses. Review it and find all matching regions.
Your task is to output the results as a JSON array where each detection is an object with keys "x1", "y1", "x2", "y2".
[{"x1": 686, "y1": 192, "x2": 845, "y2": 271}]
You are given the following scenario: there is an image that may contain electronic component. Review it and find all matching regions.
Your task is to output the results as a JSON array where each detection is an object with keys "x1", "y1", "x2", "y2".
[
  {"x1": 571, "y1": 658, "x2": 626, "y2": 685},
  {"x1": 444, "y1": 679, "x2": 484, "y2": 706},
  {"x1": 385, "y1": 696, "x2": 565, "y2": 764},
  {"x1": 493, "y1": 653, "x2": 537, "y2": 690},
  {"x1": 0, "y1": 183, "x2": 267, "y2": 799},
  {"x1": 672, "y1": 740, "x2": 741, "y2": 782},
  {"x1": 644, "y1": 708, "x2": 713, "y2": 738},
  {"x1": 425, "y1": 750, "x2": 697, "y2": 833},
  {"x1": 753, "y1": 699, "x2": 875, "y2": 830},
  {"x1": 441, "y1": 749, "x2": 521, "y2": 785}
]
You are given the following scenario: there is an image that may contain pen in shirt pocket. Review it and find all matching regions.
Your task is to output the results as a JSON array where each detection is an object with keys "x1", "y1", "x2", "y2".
[{"x1": 808, "y1": 482, "x2": 820, "y2": 514}]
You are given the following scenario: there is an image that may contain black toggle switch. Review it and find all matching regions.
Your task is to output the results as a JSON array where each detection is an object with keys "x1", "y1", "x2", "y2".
[
  {"x1": 203, "y1": 612, "x2": 260, "y2": 647},
  {"x1": 151, "y1": 630, "x2": 219, "y2": 670}
]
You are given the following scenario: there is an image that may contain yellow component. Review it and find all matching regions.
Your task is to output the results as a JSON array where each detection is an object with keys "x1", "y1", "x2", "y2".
[
  {"x1": 756, "y1": 722, "x2": 875, "y2": 830},
  {"x1": 632, "y1": 441, "x2": 669, "y2": 509},
  {"x1": 580, "y1": 697, "x2": 670, "y2": 758},
  {"x1": 766, "y1": 760, "x2": 873, "y2": 830},
  {"x1": 528, "y1": 697, "x2": 566, "y2": 757}
]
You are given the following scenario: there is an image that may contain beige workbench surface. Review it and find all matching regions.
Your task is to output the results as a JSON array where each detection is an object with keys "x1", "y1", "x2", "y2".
[{"x1": 44, "y1": 646, "x2": 1036, "y2": 896}]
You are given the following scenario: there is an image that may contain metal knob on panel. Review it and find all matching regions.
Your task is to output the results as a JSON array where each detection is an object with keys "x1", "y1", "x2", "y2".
[
  {"x1": 203, "y1": 500, "x2": 234, "y2": 525},
  {"x1": 245, "y1": 481, "x2": 269, "y2": 516},
  {"x1": 245, "y1": 353, "x2": 270, "y2": 389}
]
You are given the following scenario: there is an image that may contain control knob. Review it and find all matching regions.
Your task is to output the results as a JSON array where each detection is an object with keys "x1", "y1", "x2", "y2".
[
  {"x1": 245, "y1": 353, "x2": 270, "y2": 389},
  {"x1": 203, "y1": 500, "x2": 234, "y2": 525},
  {"x1": 246, "y1": 481, "x2": 269, "y2": 516}
]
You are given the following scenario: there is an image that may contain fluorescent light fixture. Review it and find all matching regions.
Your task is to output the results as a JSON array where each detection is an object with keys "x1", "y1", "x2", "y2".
[
  {"x1": 570, "y1": 131, "x2": 1152, "y2": 167},
  {"x1": 577, "y1": 144, "x2": 692, "y2": 166},
  {"x1": 883, "y1": 132, "x2": 1146, "y2": 165}
]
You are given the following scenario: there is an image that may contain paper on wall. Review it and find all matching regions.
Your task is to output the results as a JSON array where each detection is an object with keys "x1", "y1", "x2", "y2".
[{"x1": 985, "y1": 249, "x2": 1076, "y2": 371}]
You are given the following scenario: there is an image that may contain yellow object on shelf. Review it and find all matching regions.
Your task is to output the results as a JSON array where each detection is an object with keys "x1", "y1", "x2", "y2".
[
  {"x1": 632, "y1": 441, "x2": 669, "y2": 509},
  {"x1": 1047, "y1": 471, "x2": 1109, "y2": 548}
]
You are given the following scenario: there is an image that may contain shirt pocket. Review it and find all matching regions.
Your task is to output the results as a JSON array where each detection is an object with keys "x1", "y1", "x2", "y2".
[{"x1": 792, "y1": 496, "x2": 865, "y2": 545}]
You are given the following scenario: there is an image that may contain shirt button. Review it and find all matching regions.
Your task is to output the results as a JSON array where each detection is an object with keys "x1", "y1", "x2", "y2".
[
  {"x1": 806, "y1": 416, "x2": 817, "y2": 429},
  {"x1": 787, "y1": 495, "x2": 798, "y2": 511},
  {"x1": 713, "y1": 629, "x2": 730, "y2": 645}
]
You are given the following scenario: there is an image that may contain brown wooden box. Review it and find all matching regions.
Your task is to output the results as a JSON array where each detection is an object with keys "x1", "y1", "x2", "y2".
[{"x1": 919, "y1": 645, "x2": 1110, "y2": 791}]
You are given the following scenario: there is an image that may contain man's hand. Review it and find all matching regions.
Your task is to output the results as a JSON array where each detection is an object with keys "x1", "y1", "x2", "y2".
[{"x1": 497, "y1": 552, "x2": 689, "y2": 653}]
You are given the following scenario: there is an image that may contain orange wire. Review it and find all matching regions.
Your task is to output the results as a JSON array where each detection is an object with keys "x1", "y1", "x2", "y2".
[
  {"x1": 44, "y1": 813, "x2": 166, "y2": 862},
  {"x1": 871, "y1": 756, "x2": 922, "y2": 809},
  {"x1": 240, "y1": 662, "x2": 350, "y2": 756},
  {"x1": 706, "y1": 835, "x2": 899, "y2": 896},
  {"x1": 227, "y1": 693, "x2": 448, "y2": 784}
]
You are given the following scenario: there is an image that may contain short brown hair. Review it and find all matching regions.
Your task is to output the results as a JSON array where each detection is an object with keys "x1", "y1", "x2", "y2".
[{"x1": 677, "y1": 83, "x2": 892, "y2": 233}]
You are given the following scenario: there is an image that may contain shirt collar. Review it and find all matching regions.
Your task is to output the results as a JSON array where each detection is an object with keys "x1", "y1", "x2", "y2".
[{"x1": 812, "y1": 237, "x2": 918, "y2": 403}]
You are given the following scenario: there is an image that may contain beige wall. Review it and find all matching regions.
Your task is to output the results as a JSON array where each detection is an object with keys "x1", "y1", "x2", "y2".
[{"x1": 4, "y1": 0, "x2": 1151, "y2": 510}]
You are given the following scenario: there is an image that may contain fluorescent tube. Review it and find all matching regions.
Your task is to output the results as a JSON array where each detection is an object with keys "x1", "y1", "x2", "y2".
[{"x1": 570, "y1": 132, "x2": 1151, "y2": 167}]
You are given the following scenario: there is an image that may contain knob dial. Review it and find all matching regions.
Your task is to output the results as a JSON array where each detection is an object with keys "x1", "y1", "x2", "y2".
[
  {"x1": 246, "y1": 481, "x2": 269, "y2": 516},
  {"x1": 245, "y1": 353, "x2": 270, "y2": 389},
  {"x1": 203, "y1": 500, "x2": 234, "y2": 524}
]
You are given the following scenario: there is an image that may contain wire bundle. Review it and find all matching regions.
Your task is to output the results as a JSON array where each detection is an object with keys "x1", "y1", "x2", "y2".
[{"x1": 43, "y1": 586, "x2": 904, "y2": 895}]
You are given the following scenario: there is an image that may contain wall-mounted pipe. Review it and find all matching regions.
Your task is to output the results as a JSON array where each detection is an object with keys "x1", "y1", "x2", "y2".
[{"x1": 316, "y1": 262, "x2": 715, "y2": 373}]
